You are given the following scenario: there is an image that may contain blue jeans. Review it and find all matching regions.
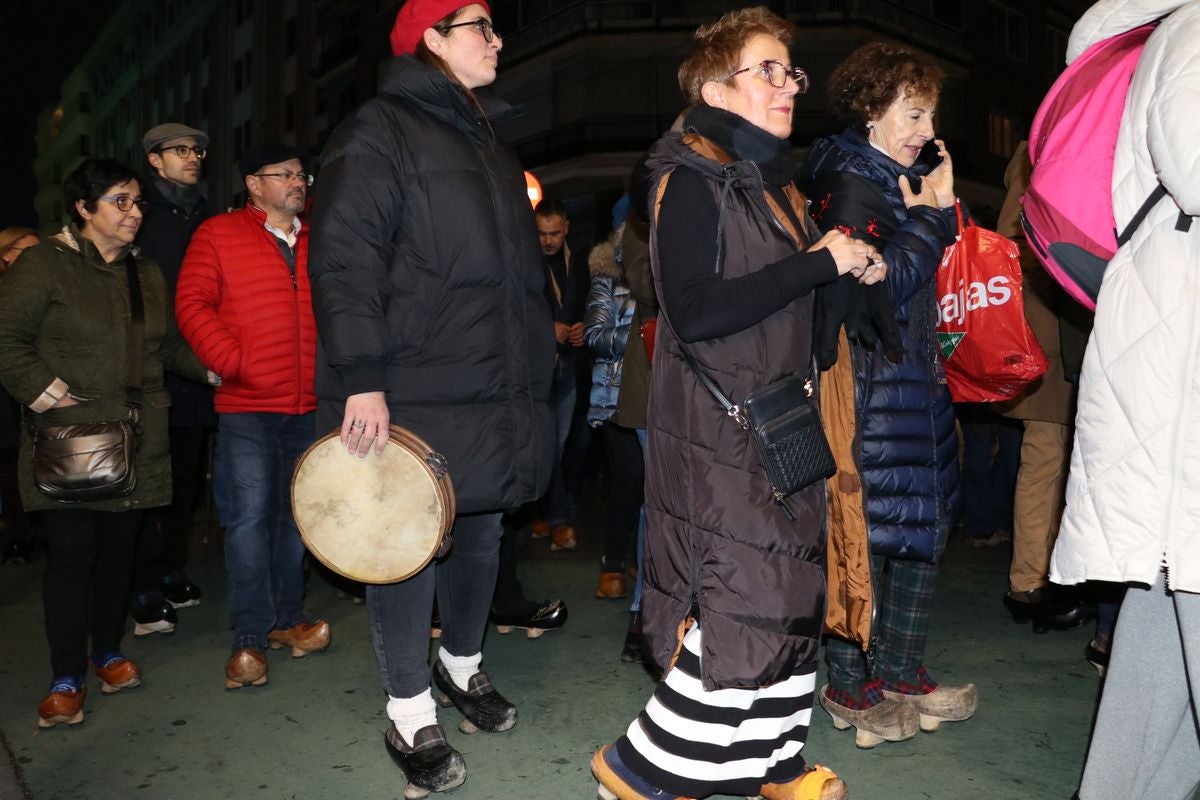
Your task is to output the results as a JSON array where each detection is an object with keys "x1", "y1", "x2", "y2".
[
  {"x1": 541, "y1": 360, "x2": 577, "y2": 527},
  {"x1": 214, "y1": 412, "x2": 315, "y2": 650},
  {"x1": 367, "y1": 512, "x2": 503, "y2": 698}
]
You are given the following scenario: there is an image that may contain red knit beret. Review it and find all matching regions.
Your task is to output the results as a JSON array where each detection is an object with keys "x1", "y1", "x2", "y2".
[{"x1": 390, "y1": 0, "x2": 492, "y2": 57}]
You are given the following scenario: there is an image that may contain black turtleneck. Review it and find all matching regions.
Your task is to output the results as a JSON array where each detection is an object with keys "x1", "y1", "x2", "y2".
[{"x1": 657, "y1": 108, "x2": 838, "y2": 343}]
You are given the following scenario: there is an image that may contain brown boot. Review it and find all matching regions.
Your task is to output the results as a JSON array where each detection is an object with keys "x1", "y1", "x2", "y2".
[
  {"x1": 549, "y1": 524, "x2": 577, "y2": 551},
  {"x1": 596, "y1": 571, "x2": 627, "y2": 599},
  {"x1": 818, "y1": 685, "x2": 918, "y2": 748},
  {"x1": 225, "y1": 648, "x2": 268, "y2": 689},
  {"x1": 759, "y1": 765, "x2": 848, "y2": 800},
  {"x1": 267, "y1": 620, "x2": 331, "y2": 657},
  {"x1": 37, "y1": 679, "x2": 86, "y2": 729},
  {"x1": 93, "y1": 655, "x2": 141, "y2": 694}
]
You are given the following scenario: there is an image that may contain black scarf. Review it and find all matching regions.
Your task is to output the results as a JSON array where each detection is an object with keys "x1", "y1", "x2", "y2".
[{"x1": 685, "y1": 105, "x2": 796, "y2": 186}]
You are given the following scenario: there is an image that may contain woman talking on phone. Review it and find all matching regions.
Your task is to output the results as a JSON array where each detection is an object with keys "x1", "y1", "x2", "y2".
[{"x1": 799, "y1": 41, "x2": 977, "y2": 749}]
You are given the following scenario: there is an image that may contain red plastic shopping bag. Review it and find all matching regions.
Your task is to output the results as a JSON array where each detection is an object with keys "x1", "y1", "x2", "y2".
[{"x1": 936, "y1": 201, "x2": 1047, "y2": 402}]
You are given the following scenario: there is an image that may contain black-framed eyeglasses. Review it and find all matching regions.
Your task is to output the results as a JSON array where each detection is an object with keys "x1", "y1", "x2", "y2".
[
  {"x1": 434, "y1": 17, "x2": 497, "y2": 43},
  {"x1": 727, "y1": 60, "x2": 809, "y2": 93},
  {"x1": 97, "y1": 194, "x2": 148, "y2": 212},
  {"x1": 253, "y1": 171, "x2": 314, "y2": 187},
  {"x1": 156, "y1": 144, "x2": 207, "y2": 160}
]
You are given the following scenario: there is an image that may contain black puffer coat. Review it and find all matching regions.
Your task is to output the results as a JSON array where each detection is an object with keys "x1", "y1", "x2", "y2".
[
  {"x1": 308, "y1": 57, "x2": 554, "y2": 513},
  {"x1": 642, "y1": 132, "x2": 827, "y2": 691}
]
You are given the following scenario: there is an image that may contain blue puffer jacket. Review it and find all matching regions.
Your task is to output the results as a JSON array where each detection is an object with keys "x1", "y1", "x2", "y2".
[
  {"x1": 584, "y1": 232, "x2": 634, "y2": 426},
  {"x1": 800, "y1": 127, "x2": 961, "y2": 560}
]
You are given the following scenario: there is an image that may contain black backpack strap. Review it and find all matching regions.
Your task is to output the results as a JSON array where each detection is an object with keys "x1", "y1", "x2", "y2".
[{"x1": 1116, "y1": 182, "x2": 1195, "y2": 245}]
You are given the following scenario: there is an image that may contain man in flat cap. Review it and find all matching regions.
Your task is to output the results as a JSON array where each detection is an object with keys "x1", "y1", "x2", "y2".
[
  {"x1": 176, "y1": 143, "x2": 329, "y2": 690},
  {"x1": 129, "y1": 123, "x2": 214, "y2": 641}
]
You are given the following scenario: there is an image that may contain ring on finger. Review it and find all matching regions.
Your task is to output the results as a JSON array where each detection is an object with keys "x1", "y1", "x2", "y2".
[{"x1": 351, "y1": 420, "x2": 366, "y2": 430}]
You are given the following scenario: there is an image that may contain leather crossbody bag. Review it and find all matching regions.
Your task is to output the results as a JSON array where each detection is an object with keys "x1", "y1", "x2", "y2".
[
  {"x1": 31, "y1": 254, "x2": 144, "y2": 502},
  {"x1": 682, "y1": 350, "x2": 836, "y2": 520}
]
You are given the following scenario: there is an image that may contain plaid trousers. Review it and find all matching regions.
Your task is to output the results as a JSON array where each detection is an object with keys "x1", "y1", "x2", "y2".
[{"x1": 825, "y1": 523, "x2": 949, "y2": 692}]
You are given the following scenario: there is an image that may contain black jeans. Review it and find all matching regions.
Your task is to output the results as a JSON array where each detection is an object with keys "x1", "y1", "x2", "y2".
[
  {"x1": 134, "y1": 425, "x2": 207, "y2": 590},
  {"x1": 367, "y1": 511, "x2": 503, "y2": 698},
  {"x1": 42, "y1": 508, "x2": 143, "y2": 677}
]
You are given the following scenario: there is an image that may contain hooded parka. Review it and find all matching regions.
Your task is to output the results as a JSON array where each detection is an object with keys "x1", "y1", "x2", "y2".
[
  {"x1": 1051, "y1": 0, "x2": 1200, "y2": 594},
  {"x1": 641, "y1": 132, "x2": 828, "y2": 691},
  {"x1": 308, "y1": 56, "x2": 553, "y2": 513}
]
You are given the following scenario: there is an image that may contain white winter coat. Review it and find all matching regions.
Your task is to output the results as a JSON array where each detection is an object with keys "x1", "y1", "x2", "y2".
[{"x1": 1050, "y1": 0, "x2": 1200, "y2": 594}]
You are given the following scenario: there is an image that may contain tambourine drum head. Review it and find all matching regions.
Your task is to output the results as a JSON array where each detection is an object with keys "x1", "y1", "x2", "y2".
[{"x1": 292, "y1": 433, "x2": 447, "y2": 583}]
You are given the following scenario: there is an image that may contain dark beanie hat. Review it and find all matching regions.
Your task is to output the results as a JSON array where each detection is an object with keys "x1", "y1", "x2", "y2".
[
  {"x1": 238, "y1": 143, "x2": 305, "y2": 178},
  {"x1": 390, "y1": 0, "x2": 491, "y2": 57}
]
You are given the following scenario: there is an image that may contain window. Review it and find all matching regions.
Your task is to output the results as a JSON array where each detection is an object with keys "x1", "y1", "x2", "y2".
[
  {"x1": 988, "y1": 111, "x2": 1019, "y2": 158},
  {"x1": 987, "y1": 1, "x2": 1028, "y2": 62}
]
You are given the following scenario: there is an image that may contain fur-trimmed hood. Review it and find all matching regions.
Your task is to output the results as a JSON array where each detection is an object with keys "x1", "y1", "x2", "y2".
[{"x1": 588, "y1": 224, "x2": 624, "y2": 280}]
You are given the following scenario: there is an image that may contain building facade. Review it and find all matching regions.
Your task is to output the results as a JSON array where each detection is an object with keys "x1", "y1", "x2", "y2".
[{"x1": 35, "y1": 0, "x2": 1088, "y2": 240}]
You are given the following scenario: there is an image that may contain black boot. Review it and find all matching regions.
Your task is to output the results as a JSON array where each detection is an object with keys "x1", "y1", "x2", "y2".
[
  {"x1": 131, "y1": 591, "x2": 178, "y2": 637},
  {"x1": 384, "y1": 724, "x2": 465, "y2": 798},
  {"x1": 432, "y1": 660, "x2": 517, "y2": 734},
  {"x1": 161, "y1": 571, "x2": 203, "y2": 609},
  {"x1": 1004, "y1": 587, "x2": 1093, "y2": 633}
]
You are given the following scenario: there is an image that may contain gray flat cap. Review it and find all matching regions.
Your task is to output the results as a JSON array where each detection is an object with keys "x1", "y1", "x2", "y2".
[{"x1": 143, "y1": 123, "x2": 209, "y2": 154}]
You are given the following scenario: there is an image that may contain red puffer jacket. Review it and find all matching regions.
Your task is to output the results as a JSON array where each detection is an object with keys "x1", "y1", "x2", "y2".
[{"x1": 176, "y1": 205, "x2": 317, "y2": 415}]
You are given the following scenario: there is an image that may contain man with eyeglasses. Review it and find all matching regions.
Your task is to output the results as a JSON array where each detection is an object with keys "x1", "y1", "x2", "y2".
[
  {"x1": 176, "y1": 143, "x2": 328, "y2": 691},
  {"x1": 127, "y1": 123, "x2": 215, "y2": 641}
]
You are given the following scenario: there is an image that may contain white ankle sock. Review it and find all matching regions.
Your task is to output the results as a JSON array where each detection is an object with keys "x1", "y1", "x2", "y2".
[
  {"x1": 386, "y1": 689, "x2": 437, "y2": 745},
  {"x1": 438, "y1": 647, "x2": 481, "y2": 693}
]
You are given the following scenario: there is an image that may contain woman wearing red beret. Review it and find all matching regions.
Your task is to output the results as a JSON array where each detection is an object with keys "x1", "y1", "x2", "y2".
[{"x1": 308, "y1": 1, "x2": 555, "y2": 797}]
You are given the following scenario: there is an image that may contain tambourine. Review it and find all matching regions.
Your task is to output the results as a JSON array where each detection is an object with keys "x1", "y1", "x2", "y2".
[{"x1": 291, "y1": 425, "x2": 455, "y2": 583}]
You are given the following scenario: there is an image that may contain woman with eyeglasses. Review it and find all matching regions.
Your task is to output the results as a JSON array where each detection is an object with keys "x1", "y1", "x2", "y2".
[
  {"x1": 0, "y1": 158, "x2": 208, "y2": 729},
  {"x1": 592, "y1": 8, "x2": 879, "y2": 800},
  {"x1": 308, "y1": 1, "x2": 554, "y2": 796},
  {"x1": 798, "y1": 42, "x2": 976, "y2": 749}
]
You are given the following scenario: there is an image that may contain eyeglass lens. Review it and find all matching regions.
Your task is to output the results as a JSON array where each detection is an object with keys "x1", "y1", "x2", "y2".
[{"x1": 163, "y1": 145, "x2": 206, "y2": 159}]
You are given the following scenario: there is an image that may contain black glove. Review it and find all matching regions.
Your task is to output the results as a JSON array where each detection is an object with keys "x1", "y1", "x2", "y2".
[
  {"x1": 813, "y1": 274, "x2": 858, "y2": 370},
  {"x1": 846, "y1": 281, "x2": 903, "y2": 363}
]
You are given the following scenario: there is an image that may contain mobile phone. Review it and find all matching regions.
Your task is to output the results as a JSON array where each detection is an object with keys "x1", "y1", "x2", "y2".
[{"x1": 916, "y1": 139, "x2": 943, "y2": 170}]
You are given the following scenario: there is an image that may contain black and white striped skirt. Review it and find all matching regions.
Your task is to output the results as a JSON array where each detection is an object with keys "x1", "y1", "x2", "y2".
[{"x1": 615, "y1": 625, "x2": 817, "y2": 798}]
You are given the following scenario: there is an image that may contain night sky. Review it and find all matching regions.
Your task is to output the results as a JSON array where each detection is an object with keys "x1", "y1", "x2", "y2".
[{"x1": 1, "y1": 2, "x2": 120, "y2": 228}]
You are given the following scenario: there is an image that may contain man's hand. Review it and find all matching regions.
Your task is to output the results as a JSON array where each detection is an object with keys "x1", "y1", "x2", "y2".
[
  {"x1": 567, "y1": 322, "x2": 585, "y2": 347},
  {"x1": 553, "y1": 321, "x2": 570, "y2": 344}
]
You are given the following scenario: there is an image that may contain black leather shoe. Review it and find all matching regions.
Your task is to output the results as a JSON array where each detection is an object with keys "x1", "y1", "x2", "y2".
[
  {"x1": 433, "y1": 660, "x2": 517, "y2": 733},
  {"x1": 384, "y1": 724, "x2": 465, "y2": 796},
  {"x1": 490, "y1": 599, "x2": 568, "y2": 639},
  {"x1": 131, "y1": 591, "x2": 178, "y2": 637},
  {"x1": 1084, "y1": 642, "x2": 1110, "y2": 677},
  {"x1": 1002, "y1": 590, "x2": 1043, "y2": 623},
  {"x1": 161, "y1": 573, "x2": 203, "y2": 609}
]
